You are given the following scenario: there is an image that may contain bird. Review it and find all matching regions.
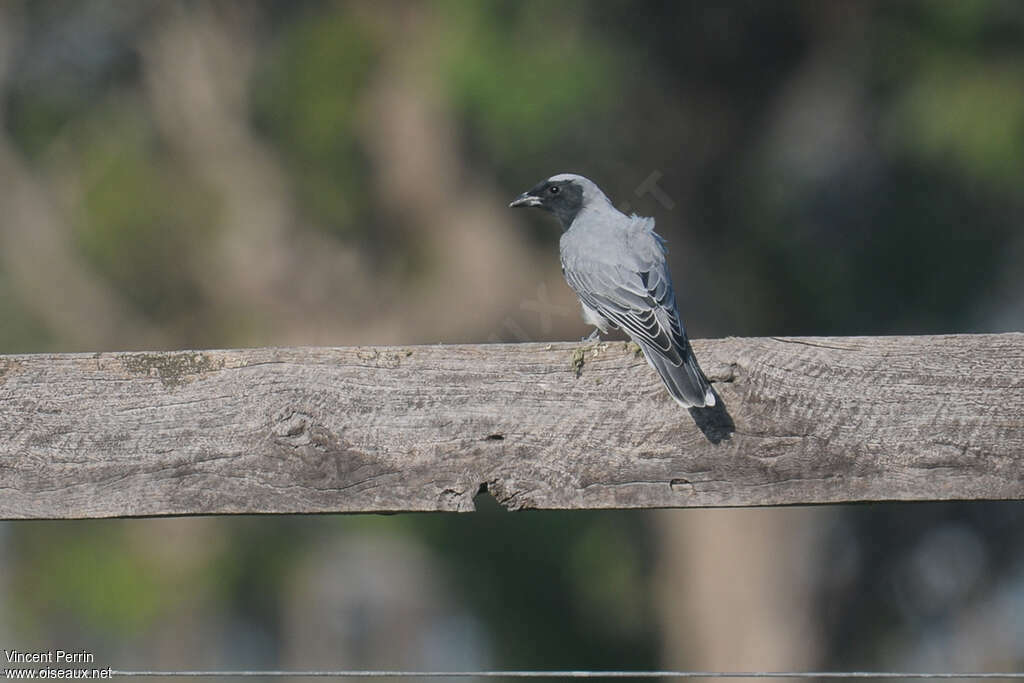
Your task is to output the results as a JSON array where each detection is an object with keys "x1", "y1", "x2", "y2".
[{"x1": 509, "y1": 173, "x2": 715, "y2": 408}]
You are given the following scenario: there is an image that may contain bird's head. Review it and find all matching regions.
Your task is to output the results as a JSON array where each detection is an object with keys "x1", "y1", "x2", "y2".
[{"x1": 509, "y1": 173, "x2": 610, "y2": 229}]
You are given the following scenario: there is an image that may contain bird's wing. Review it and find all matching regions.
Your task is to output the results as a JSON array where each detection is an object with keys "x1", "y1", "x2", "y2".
[
  {"x1": 560, "y1": 215, "x2": 713, "y2": 407},
  {"x1": 563, "y1": 254, "x2": 688, "y2": 366}
]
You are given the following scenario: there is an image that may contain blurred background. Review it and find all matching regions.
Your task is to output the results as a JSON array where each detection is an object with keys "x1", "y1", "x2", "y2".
[{"x1": 2, "y1": 0, "x2": 1024, "y2": 678}]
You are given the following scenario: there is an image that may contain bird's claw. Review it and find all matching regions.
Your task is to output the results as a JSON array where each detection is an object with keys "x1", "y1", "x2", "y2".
[{"x1": 581, "y1": 329, "x2": 602, "y2": 343}]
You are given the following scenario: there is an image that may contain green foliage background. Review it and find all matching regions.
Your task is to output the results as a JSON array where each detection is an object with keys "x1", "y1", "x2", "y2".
[{"x1": 2, "y1": 0, "x2": 1023, "y2": 674}]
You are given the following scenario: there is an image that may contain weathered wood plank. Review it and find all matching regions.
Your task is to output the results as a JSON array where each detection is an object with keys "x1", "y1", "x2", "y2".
[{"x1": 0, "y1": 334, "x2": 1022, "y2": 519}]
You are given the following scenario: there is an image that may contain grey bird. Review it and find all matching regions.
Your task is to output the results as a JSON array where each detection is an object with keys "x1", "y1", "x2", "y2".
[{"x1": 510, "y1": 173, "x2": 715, "y2": 408}]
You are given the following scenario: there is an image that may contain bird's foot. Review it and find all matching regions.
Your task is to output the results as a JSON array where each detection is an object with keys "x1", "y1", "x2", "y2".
[{"x1": 581, "y1": 328, "x2": 602, "y2": 343}]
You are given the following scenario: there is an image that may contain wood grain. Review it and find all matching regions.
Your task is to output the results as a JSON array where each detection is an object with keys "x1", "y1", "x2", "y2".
[{"x1": 0, "y1": 334, "x2": 1021, "y2": 519}]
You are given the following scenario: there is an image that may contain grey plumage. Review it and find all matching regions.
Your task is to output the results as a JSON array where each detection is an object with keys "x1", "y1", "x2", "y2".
[{"x1": 510, "y1": 173, "x2": 715, "y2": 408}]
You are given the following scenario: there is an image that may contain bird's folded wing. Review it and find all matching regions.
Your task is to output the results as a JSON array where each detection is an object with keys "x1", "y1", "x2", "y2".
[{"x1": 564, "y1": 261, "x2": 687, "y2": 367}]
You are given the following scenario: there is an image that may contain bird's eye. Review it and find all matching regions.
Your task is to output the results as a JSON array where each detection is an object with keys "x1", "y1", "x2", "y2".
[{"x1": 549, "y1": 185, "x2": 560, "y2": 195}]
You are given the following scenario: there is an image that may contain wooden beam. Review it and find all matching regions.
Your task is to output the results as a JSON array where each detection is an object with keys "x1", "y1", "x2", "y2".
[{"x1": 1, "y1": 333, "x2": 1022, "y2": 519}]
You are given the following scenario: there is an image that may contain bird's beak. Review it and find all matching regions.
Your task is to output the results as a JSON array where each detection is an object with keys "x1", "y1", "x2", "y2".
[{"x1": 509, "y1": 192, "x2": 542, "y2": 208}]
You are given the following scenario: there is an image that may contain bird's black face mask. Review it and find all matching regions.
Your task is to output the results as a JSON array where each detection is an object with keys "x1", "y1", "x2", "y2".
[{"x1": 509, "y1": 179, "x2": 584, "y2": 230}]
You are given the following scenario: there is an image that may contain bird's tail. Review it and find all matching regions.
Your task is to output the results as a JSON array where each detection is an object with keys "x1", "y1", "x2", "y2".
[{"x1": 640, "y1": 341, "x2": 716, "y2": 408}]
